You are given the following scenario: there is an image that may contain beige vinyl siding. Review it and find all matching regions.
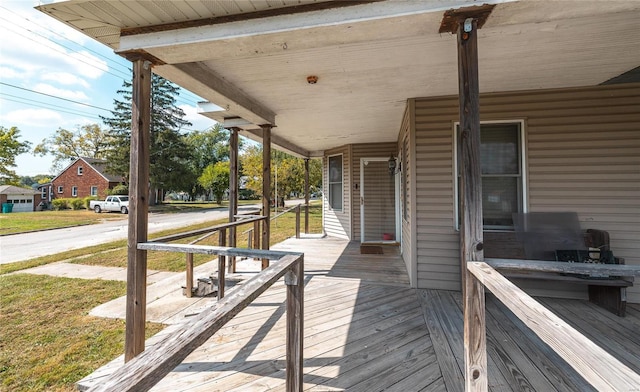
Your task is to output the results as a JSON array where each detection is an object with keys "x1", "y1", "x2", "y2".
[
  {"x1": 413, "y1": 83, "x2": 640, "y2": 301},
  {"x1": 399, "y1": 102, "x2": 416, "y2": 287},
  {"x1": 351, "y1": 143, "x2": 397, "y2": 242},
  {"x1": 323, "y1": 146, "x2": 351, "y2": 239}
]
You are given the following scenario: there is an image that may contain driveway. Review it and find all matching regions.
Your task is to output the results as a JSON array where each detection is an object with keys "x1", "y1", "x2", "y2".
[{"x1": 0, "y1": 204, "x2": 262, "y2": 264}]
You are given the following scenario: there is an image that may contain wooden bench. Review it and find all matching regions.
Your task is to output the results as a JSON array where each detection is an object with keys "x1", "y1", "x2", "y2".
[
  {"x1": 486, "y1": 259, "x2": 634, "y2": 316},
  {"x1": 484, "y1": 229, "x2": 636, "y2": 317}
]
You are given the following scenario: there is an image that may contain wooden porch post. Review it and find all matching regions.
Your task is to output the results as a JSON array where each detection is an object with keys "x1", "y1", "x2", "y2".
[
  {"x1": 261, "y1": 124, "x2": 272, "y2": 269},
  {"x1": 456, "y1": 13, "x2": 487, "y2": 392},
  {"x1": 304, "y1": 158, "x2": 310, "y2": 234},
  {"x1": 228, "y1": 127, "x2": 239, "y2": 273},
  {"x1": 125, "y1": 58, "x2": 151, "y2": 361}
]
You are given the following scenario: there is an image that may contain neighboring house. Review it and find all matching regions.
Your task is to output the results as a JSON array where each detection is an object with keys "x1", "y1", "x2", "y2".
[
  {"x1": 35, "y1": 182, "x2": 53, "y2": 206},
  {"x1": 51, "y1": 157, "x2": 123, "y2": 199},
  {"x1": 37, "y1": 0, "x2": 640, "y2": 303},
  {"x1": 0, "y1": 185, "x2": 40, "y2": 212}
]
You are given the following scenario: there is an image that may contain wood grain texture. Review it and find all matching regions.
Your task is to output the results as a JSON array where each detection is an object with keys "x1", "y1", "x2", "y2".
[
  {"x1": 125, "y1": 58, "x2": 151, "y2": 362},
  {"x1": 457, "y1": 16, "x2": 487, "y2": 392},
  {"x1": 468, "y1": 261, "x2": 640, "y2": 390},
  {"x1": 285, "y1": 256, "x2": 303, "y2": 391},
  {"x1": 137, "y1": 242, "x2": 296, "y2": 260},
  {"x1": 262, "y1": 125, "x2": 271, "y2": 269},
  {"x1": 486, "y1": 258, "x2": 640, "y2": 277},
  {"x1": 229, "y1": 127, "x2": 239, "y2": 273}
]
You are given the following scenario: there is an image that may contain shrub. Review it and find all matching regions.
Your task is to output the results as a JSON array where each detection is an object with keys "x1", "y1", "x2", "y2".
[
  {"x1": 83, "y1": 196, "x2": 98, "y2": 209},
  {"x1": 52, "y1": 198, "x2": 69, "y2": 210},
  {"x1": 70, "y1": 198, "x2": 85, "y2": 210},
  {"x1": 109, "y1": 184, "x2": 128, "y2": 195}
]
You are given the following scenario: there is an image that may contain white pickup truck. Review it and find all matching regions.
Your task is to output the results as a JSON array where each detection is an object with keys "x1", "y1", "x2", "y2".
[{"x1": 90, "y1": 195, "x2": 129, "y2": 214}]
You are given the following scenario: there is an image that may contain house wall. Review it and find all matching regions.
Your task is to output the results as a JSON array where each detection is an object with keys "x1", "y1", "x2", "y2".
[
  {"x1": 52, "y1": 159, "x2": 109, "y2": 199},
  {"x1": 412, "y1": 83, "x2": 640, "y2": 303},
  {"x1": 323, "y1": 145, "x2": 351, "y2": 239},
  {"x1": 398, "y1": 102, "x2": 417, "y2": 287}
]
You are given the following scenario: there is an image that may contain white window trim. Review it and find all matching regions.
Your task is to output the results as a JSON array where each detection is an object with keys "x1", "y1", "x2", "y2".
[
  {"x1": 77, "y1": 166, "x2": 83, "y2": 175},
  {"x1": 72, "y1": 186, "x2": 78, "y2": 197},
  {"x1": 453, "y1": 119, "x2": 528, "y2": 231},
  {"x1": 90, "y1": 186, "x2": 98, "y2": 196},
  {"x1": 57, "y1": 186, "x2": 63, "y2": 194},
  {"x1": 327, "y1": 153, "x2": 344, "y2": 212}
]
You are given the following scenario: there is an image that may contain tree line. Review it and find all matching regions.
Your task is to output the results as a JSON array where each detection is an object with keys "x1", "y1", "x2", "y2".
[{"x1": 2, "y1": 75, "x2": 321, "y2": 203}]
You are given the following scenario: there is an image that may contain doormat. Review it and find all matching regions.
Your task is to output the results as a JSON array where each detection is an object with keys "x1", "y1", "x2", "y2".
[{"x1": 360, "y1": 245, "x2": 384, "y2": 255}]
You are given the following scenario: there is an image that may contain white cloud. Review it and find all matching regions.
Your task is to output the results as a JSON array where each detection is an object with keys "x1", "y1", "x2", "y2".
[
  {"x1": 2, "y1": 108, "x2": 64, "y2": 127},
  {"x1": 33, "y1": 83, "x2": 89, "y2": 101},
  {"x1": 41, "y1": 72, "x2": 90, "y2": 88}
]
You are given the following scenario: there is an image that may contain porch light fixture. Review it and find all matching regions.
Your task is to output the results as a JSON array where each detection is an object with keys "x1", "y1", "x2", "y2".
[{"x1": 388, "y1": 155, "x2": 397, "y2": 175}]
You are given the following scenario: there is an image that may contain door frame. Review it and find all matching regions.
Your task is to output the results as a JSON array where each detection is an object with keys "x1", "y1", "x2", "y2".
[{"x1": 360, "y1": 157, "x2": 400, "y2": 244}]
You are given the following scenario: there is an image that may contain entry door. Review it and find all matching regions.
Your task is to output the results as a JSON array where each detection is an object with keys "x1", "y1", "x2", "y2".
[{"x1": 360, "y1": 158, "x2": 397, "y2": 243}]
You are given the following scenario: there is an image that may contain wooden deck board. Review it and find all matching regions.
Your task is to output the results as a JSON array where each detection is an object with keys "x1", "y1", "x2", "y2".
[{"x1": 79, "y1": 237, "x2": 640, "y2": 392}]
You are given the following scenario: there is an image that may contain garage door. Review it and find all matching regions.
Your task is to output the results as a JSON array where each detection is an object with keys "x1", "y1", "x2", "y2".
[{"x1": 6, "y1": 197, "x2": 34, "y2": 212}]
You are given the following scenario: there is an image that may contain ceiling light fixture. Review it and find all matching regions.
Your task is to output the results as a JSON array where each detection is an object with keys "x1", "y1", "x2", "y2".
[{"x1": 307, "y1": 75, "x2": 318, "y2": 84}]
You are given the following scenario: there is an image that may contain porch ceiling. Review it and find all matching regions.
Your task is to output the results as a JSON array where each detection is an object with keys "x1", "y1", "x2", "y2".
[{"x1": 38, "y1": 0, "x2": 640, "y2": 157}]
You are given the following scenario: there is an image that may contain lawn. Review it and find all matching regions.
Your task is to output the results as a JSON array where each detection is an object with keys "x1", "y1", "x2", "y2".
[
  {"x1": 0, "y1": 274, "x2": 163, "y2": 392},
  {"x1": 0, "y1": 210, "x2": 124, "y2": 235},
  {"x1": 0, "y1": 202, "x2": 322, "y2": 391}
]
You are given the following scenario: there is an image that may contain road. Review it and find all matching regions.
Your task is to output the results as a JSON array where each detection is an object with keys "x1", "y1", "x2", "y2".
[{"x1": 0, "y1": 204, "x2": 263, "y2": 264}]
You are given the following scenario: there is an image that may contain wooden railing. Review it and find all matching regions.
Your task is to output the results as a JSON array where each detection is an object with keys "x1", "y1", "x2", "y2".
[
  {"x1": 244, "y1": 204, "x2": 306, "y2": 248},
  {"x1": 151, "y1": 215, "x2": 267, "y2": 299},
  {"x1": 88, "y1": 245, "x2": 304, "y2": 392},
  {"x1": 464, "y1": 260, "x2": 640, "y2": 391}
]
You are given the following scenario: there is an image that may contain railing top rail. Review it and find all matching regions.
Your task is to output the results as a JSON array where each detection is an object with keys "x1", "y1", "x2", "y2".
[
  {"x1": 486, "y1": 258, "x2": 640, "y2": 277},
  {"x1": 89, "y1": 252, "x2": 303, "y2": 392},
  {"x1": 138, "y1": 242, "x2": 299, "y2": 260},
  {"x1": 467, "y1": 261, "x2": 640, "y2": 390},
  {"x1": 150, "y1": 215, "x2": 266, "y2": 243},
  {"x1": 272, "y1": 203, "x2": 303, "y2": 220}
]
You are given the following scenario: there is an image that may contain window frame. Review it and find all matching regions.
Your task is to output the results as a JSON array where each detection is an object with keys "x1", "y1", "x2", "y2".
[
  {"x1": 77, "y1": 166, "x2": 83, "y2": 175},
  {"x1": 90, "y1": 186, "x2": 98, "y2": 196},
  {"x1": 327, "y1": 154, "x2": 344, "y2": 212},
  {"x1": 453, "y1": 120, "x2": 527, "y2": 231},
  {"x1": 72, "y1": 186, "x2": 78, "y2": 197},
  {"x1": 57, "y1": 186, "x2": 63, "y2": 194}
]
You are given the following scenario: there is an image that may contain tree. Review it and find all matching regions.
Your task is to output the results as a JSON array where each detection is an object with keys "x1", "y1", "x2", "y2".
[
  {"x1": 101, "y1": 74, "x2": 193, "y2": 199},
  {"x1": 239, "y1": 145, "x2": 322, "y2": 199},
  {"x1": 0, "y1": 126, "x2": 31, "y2": 185},
  {"x1": 198, "y1": 161, "x2": 230, "y2": 204},
  {"x1": 34, "y1": 124, "x2": 109, "y2": 173}
]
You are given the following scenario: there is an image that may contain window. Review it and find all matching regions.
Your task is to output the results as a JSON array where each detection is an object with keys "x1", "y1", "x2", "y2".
[
  {"x1": 57, "y1": 186, "x2": 63, "y2": 193},
  {"x1": 455, "y1": 121, "x2": 526, "y2": 230},
  {"x1": 328, "y1": 155, "x2": 343, "y2": 211},
  {"x1": 77, "y1": 166, "x2": 83, "y2": 175},
  {"x1": 72, "y1": 186, "x2": 78, "y2": 197},
  {"x1": 90, "y1": 186, "x2": 98, "y2": 196},
  {"x1": 41, "y1": 187, "x2": 46, "y2": 198}
]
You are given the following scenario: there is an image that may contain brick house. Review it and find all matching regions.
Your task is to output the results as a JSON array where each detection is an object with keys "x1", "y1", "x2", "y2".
[{"x1": 51, "y1": 157, "x2": 123, "y2": 199}]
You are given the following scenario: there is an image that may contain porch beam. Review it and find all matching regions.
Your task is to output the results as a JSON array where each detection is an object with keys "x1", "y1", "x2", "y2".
[
  {"x1": 261, "y1": 124, "x2": 272, "y2": 269},
  {"x1": 125, "y1": 58, "x2": 152, "y2": 361},
  {"x1": 154, "y1": 63, "x2": 275, "y2": 126},
  {"x1": 241, "y1": 128, "x2": 310, "y2": 158},
  {"x1": 228, "y1": 127, "x2": 239, "y2": 273}
]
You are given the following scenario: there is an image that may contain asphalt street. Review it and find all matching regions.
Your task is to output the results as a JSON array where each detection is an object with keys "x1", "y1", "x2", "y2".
[{"x1": 0, "y1": 204, "x2": 262, "y2": 264}]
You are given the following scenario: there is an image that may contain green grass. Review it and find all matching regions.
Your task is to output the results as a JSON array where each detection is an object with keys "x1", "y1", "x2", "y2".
[
  {"x1": 0, "y1": 274, "x2": 163, "y2": 392},
  {"x1": 0, "y1": 210, "x2": 125, "y2": 235}
]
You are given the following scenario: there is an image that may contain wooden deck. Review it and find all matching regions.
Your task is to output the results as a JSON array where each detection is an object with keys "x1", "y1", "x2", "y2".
[{"x1": 79, "y1": 237, "x2": 640, "y2": 391}]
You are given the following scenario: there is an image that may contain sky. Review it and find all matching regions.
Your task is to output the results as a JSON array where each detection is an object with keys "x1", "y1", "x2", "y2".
[{"x1": 0, "y1": 0, "x2": 218, "y2": 178}]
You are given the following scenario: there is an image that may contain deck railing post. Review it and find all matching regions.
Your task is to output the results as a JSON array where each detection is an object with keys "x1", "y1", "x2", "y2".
[
  {"x1": 185, "y1": 253, "x2": 194, "y2": 298},
  {"x1": 304, "y1": 158, "x2": 310, "y2": 234},
  {"x1": 218, "y1": 228, "x2": 226, "y2": 299},
  {"x1": 295, "y1": 204, "x2": 301, "y2": 239},
  {"x1": 285, "y1": 257, "x2": 304, "y2": 391}
]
